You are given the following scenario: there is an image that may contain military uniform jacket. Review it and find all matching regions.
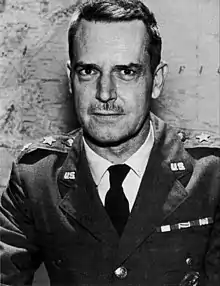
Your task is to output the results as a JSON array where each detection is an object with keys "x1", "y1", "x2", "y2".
[{"x1": 0, "y1": 114, "x2": 220, "y2": 286}]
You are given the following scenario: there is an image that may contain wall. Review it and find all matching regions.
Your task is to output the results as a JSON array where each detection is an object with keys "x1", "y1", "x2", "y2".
[{"x1": 0, "y1": 0, "x2": 219, "y2": 284}]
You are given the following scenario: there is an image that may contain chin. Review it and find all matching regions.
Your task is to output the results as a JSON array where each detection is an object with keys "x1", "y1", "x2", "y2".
[{"x1": 84, "y1": 129, "x2": 130, "y2": 147}]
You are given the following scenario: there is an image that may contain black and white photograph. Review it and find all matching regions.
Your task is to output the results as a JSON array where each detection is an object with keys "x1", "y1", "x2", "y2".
[{"x1": 0, "y1": 0, "x2": 219, "y2": 285}]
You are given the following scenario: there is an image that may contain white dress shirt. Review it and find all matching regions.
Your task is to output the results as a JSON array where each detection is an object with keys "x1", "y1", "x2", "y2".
[{"x1": 83, "y1": 122, "x2": 154, "y2": 212}]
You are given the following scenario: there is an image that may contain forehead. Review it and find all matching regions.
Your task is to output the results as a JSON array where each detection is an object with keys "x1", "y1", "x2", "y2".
[{"x1": 73, "y1": 19, "x2": 149, "y2": 64}]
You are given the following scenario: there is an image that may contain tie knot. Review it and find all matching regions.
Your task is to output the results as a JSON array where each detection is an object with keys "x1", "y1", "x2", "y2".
[{"x1": 108, "y1": 164, "x2": 130, "y2": 188}]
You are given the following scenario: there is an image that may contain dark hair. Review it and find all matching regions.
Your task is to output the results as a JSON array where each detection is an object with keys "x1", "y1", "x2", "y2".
[{"x1": 68, "y1": 0, "x2": 162, "y2": 74}]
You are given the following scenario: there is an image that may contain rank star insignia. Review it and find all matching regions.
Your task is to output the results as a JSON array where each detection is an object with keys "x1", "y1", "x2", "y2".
[
  {"x1": 42, "y1": 136, "x2": 56, "y2": 146},
  {"x1": 21, "y1": 142, "x2": 32, "y2": 152},
  {"x1": 196, "y1": 133, "x2": 210, "y2": 143}
]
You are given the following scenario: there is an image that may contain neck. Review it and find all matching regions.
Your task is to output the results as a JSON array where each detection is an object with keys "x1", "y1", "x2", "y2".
[{"x1": 84, "y1": 119, "x2": 151, "y2": 164}]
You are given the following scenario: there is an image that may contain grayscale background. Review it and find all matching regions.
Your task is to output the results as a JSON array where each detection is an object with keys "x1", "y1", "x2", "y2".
[{"x1": 0, "y1": 0, "x2": 219, "y2": 284}]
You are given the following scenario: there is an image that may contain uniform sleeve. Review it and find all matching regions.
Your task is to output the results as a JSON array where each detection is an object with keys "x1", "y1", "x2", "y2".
[
  {"x1": 204, "y1": 193, "x2": 220, "y2": 286},
  {"x1": 0, "y1": 162, "x2": 42, "y2": 285}
]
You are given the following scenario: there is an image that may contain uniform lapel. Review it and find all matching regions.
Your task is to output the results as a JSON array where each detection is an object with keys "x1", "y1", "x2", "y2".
[
  {"x1": 116, "y1": 114, "x2": 194, "y2": 265},
  {"x1": 58, "y1": 133, "x2": 118, "y2": 246},
  {"x1": 57, "y1": 114, "x2": 194, "y2": 264}
]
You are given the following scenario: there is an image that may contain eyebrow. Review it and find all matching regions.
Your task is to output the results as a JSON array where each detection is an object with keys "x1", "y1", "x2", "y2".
[
  {"x1": 73, "y1": 62, "x2": 99, "y2": 71},
  {"x1": 114, "y1": 63, "x2": 143, "y2": 71},
  {"x1": 73, "y1": 62, "x2": 144, "y2": 71}
]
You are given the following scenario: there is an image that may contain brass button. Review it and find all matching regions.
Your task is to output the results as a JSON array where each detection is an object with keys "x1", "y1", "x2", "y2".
[
  {"x1": 114, "y1": 266, "x2": 128, "y2": 279},
  {"x1": 52, "y1": 259, "x2": 63, "y2": 268},
  {"x1": 186, "y1": 257, "x2": 193, "y2": 266},
  {"x1": 178, "y1": 131, "x2": 186, "y2": 142}
]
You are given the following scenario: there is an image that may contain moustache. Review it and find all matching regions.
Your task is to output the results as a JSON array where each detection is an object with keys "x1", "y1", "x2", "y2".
[{"x1": 89, "y1": 103, "x2": 124, "y2": 113}]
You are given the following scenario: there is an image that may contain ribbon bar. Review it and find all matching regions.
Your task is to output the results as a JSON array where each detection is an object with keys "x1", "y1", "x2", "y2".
[{"x1": 157, "y1": 217, "x2": 213, "y2": 233}]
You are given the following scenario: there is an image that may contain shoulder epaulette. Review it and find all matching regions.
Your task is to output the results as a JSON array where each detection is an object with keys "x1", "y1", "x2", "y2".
[
  {"x1": 174, "y1": 127, "x2": 220, "y2": 149},
  {"x1": 17, "y1": 128, "x2": 82, "y2": 162}
]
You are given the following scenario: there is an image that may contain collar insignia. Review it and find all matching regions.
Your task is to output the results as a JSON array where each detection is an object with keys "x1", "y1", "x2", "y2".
[
  {"x1": 64, "y1": 171, "x2": 76, "y2": 180},
  {"x1": 170, "y1": 162, "x2": 185, "y2": 171}
]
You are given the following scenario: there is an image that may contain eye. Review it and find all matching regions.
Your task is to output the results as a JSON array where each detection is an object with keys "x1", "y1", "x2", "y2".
[
  {"x1": 76, "y1": 66, "x2": 99, "y2": 81},
  {"x1": 121, "y1": 69, "x2": 135, "y2": 76},
  {"x1": 79, "y1": 67, "x2": 96, "y2": 76},
  {"x1": 118, "y1": 68, "x2": 137, "y2": 80}
]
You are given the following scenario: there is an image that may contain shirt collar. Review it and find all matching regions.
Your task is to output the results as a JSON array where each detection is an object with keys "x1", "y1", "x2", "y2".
[
  {"x1": 83, "y1": 139, "x2": 111, "y2": 186},
  {"x1": 83, "y1": 121, "x2": 154, "y2": 185},
  {"x1": 125, "y1": 121, "x2": 154, "y2": 177}
]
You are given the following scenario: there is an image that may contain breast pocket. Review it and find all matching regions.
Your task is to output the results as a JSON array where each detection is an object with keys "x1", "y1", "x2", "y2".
[
  {"x1": 147, "y1": 219, "x2": 213, "y2": 271},
  {"x1": 146, "y1": 223, "x2": 211, "y2": 286}
]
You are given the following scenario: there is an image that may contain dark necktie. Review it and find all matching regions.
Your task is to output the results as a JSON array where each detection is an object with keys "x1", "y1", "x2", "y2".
[{"x1": 105, "y1": 164, "x2": 130, "y2": 236}]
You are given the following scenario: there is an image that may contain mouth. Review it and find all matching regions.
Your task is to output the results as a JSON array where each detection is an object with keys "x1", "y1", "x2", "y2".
[
  {"x1": 93, "y1": 113, "x2": 123, "y2": 116},
  {"x1": 91, "y1": 113, "x2": 124, "y2": 122}
]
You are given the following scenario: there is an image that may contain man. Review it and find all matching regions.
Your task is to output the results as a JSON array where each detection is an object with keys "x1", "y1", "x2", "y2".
[{"x1": 0, "y1": 0, "x2": 220, "y2": 285}]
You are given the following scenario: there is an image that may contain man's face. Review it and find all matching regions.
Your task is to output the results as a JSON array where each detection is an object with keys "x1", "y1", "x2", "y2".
[{"x1": 71, "y1": 19, "x2": 154, "y2": 146}]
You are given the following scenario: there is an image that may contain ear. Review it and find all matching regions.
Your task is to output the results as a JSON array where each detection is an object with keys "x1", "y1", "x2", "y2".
[
  {"x1": 151, "y1": 61, "x2": 168, "y2": 99},
  {"x1": 66, "y1": 60, "x2": 72, "y2": 95}
]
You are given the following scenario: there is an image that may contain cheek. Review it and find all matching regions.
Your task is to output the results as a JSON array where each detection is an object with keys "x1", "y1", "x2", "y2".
[
  {"x1": 135, "y1": 81, "x2": 152, "y2": 113},
  {"x1": 73, "y1": 92, "x2": 88, "y2": 126},
  {"x1": 132, "y1": 98, "x2": 149, "y2": 123},
  {"x1": 73, "y1": 82, "x2": 93, "y2": 113},
  {"x1": 118, "y1": 78, "x2": 152, "y2": 109},
  {"x1": 123, "y1": 90, "x2": 150, "y2": 117}
]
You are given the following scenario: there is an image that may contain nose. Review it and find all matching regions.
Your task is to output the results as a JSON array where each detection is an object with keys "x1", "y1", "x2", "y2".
[{"x1": 96, "y1": 74, "x2": 117, "y2": 102}]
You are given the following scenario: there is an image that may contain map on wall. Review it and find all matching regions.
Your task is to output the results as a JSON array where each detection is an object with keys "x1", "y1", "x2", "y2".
[
  {"x1": 0, "y1": 0, "x2": 219, "y2": 285},
  {"x1": 0, "y1": 0, "x2": 219, "y2": 158}
]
